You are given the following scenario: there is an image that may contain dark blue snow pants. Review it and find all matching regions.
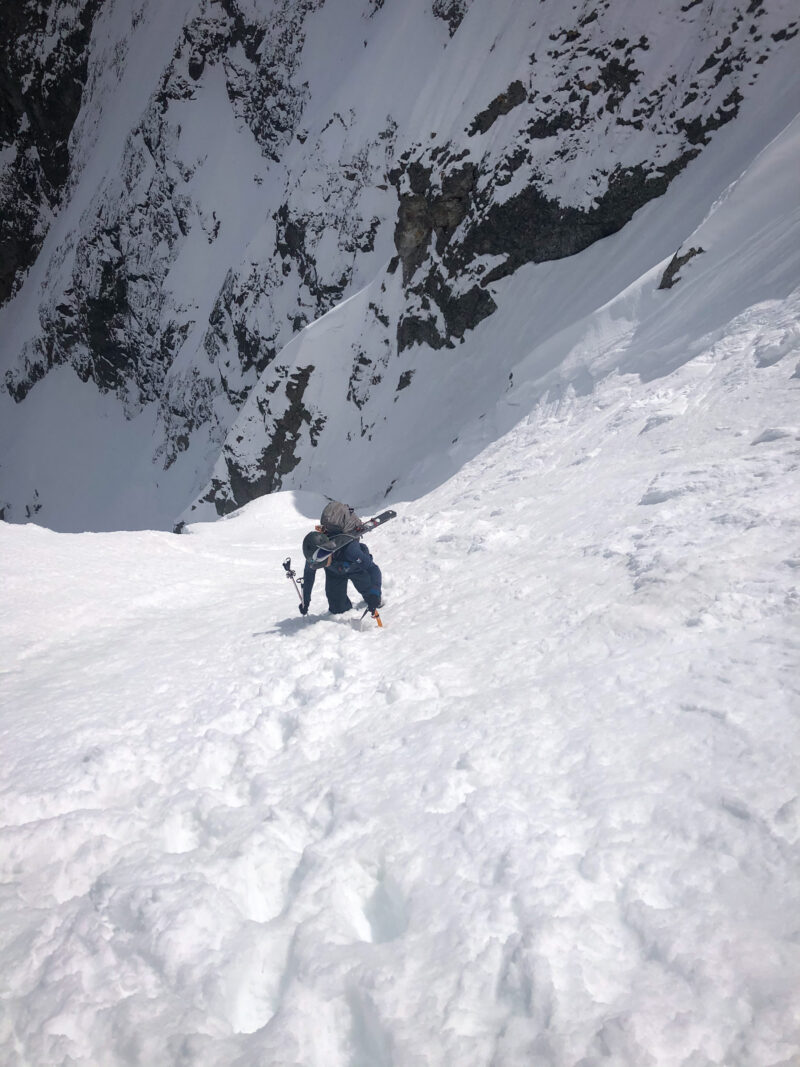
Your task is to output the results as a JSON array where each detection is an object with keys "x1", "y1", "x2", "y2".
[{"x1": 324, "y1": 566, "x2": 381, "y2": 614}]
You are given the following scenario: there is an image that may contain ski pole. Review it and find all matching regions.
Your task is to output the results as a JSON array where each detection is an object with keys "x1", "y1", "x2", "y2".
[{"x1": 282, "y1": 558, "x2": 304, "y2": 605}]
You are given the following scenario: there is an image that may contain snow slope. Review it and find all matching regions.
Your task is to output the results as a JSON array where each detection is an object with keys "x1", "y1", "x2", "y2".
[{"x1": 2, "y1": 291, "x2": 799, "y2": 1063}]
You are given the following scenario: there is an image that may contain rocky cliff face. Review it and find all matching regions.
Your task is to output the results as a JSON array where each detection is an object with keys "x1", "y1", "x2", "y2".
[
  {"x1": 389, "y1": 3, "x2": 793, "y2": 350},
  {"x1": 0, "y1": 0, "x2": 102, "y2": 305},
  {"x1": 0, "y1": 0, "x2": 797, "y2": 529}
]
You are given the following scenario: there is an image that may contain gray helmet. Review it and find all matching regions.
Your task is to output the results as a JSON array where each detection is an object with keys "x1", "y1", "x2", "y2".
[{"x1": 303, "y1": 530, "x2": 337, "y2": 568}]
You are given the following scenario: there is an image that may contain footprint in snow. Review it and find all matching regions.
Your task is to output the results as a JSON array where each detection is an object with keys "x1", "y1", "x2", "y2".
[
  {"x1": 750, "y1": 426, "x2": 798, "y2": 445},
  {"x1": 639, "y1": 414, "x2": 675, "y2": 435},
  {"x1": 639, "y1": 486, "x2": 688, "y2": 506}
]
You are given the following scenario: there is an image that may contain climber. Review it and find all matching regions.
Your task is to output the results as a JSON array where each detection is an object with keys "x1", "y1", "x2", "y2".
[{"x1": 299, "y1": 501, "x2": 382, "y2": 616}]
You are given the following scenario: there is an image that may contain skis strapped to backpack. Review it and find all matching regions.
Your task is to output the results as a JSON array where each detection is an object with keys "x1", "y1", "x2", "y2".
[
  {"x1": 356, "y1": 509, "x2": 396, "y2": 534},
  {"x1": 315, "y1": 509, "x2": 396, "y2": 538}
]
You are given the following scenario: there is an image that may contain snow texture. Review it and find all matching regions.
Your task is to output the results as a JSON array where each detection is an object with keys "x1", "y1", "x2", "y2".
[{"x1": 2, "y1": 303, "x2": 800, "y2": 1067}]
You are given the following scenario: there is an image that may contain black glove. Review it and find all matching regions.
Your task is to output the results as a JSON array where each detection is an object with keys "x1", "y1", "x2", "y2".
[
  {"x1": 366, "y1": 594, "x2": 381, "y2": 613},
  {"x1": 299, "y1": 602, "x2": 309, "y2": 616}
]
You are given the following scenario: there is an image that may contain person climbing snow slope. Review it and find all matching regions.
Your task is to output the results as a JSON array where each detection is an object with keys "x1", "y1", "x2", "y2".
[{"x1": 299, "y1": 501, "x2": 382, "y2": 616}]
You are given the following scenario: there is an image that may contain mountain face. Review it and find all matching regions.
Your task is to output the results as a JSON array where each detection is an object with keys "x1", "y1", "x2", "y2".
[
  {"x1": 0, "y1": 0, "x2": 102, "y2": 306},
  {"x1": 0, "y1": 0, "x2": 798, "y2": 531}
]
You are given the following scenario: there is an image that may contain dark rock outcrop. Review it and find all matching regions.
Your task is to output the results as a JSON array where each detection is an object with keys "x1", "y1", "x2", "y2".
[
  {"x1": 468, "y1": 81, "x2": 527, "y2": 136},
  {"x1": 0, "y1": 0, "x2": 103, "y2": 305},
  {"x1": 388, "y1": 2, "x2": 780, "y2": 354},
  {"x1": 202, "y1": 364, "x2": 325, "y2": 515},
  {"x1": 393, "y1": 162, "x2": 478, "y2": 285},
  {"x1": 432, "y1": 0, "x2": 470, "y2": 37}
]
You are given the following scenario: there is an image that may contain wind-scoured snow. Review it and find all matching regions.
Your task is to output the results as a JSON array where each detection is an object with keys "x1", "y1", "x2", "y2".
[{"x1": 2, "y1": 284, "x2": 799, "y2": 1063}]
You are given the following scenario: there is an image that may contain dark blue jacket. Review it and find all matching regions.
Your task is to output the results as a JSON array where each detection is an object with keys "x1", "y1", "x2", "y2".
[{"x1": 303, "y1": 539, "x2": 382, "y2": 612}]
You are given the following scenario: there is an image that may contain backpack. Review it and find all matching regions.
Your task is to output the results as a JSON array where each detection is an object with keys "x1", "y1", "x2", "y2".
[{"x1": 320, "y1": 501, "x2": 363, "y2": 536}]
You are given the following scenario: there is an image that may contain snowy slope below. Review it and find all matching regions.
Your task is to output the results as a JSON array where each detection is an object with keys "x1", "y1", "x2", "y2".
[{"x1": 2, "y1": 295, "x2": 799, "y2": 1064}]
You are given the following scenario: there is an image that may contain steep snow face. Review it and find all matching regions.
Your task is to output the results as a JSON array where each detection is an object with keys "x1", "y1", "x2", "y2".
[
  {"x1": 2, "y1": 282, "x2": 799, "y2": 1065},
  {"x1": 0, "y1": 0, "x2": 798, "y2": 530}
]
